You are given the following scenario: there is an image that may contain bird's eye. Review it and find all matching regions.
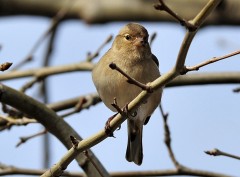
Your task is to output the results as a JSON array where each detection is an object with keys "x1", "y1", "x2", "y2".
[{"x1": 124, "y1": 34, "x2": 131, "y2": 40}]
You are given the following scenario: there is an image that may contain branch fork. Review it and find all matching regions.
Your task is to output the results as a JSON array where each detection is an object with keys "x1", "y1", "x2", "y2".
[{"x1": 154, "y1": 0, "x2": 198, "y2": 31}]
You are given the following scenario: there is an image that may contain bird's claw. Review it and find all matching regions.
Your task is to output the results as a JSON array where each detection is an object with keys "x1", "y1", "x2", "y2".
[{"x1": 105, "y1": 114, "x2": 117, "y2": 138}]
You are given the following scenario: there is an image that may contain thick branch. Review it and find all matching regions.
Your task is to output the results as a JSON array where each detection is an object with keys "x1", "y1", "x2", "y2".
[
  {"x1": 0, "y1": 84, "x2": 109, "y2": 177},
  {"x1": 166, "y1": 72, "x2": 240, "y2": 87},
  {"x1": 0, "y1": 163, "x2": 232, "y2": 177},
  {"x1": 0, "y1": 0, "x2": 239, "y2": 26}
]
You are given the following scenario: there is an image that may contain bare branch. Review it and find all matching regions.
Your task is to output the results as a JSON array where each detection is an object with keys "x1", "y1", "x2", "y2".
[
  {"x1": 159, "y1": 104, "x2": 185, "y2": 170},
  {"x1": 86, "y1": 35, "x2": 113, "y2": 62},
  {"x1": 109, "y1": 62, "x2": 152, "y2": 92},
  {"x1": 48, "y1": 93, "x2": 101, "y2": 112},
  {"x1": 0, "y1": 84, "x2": 110, "y2": 177},
  {"x1": 205, "y1": 148, "x2": 240, "y2": 161},
  {"x1": 0, "y1": 61, "x2": 94, "y2": 81},
  {"x1": 0, "y1": 163, "x2": 232, "y2": 177},
  {"x1": 149, "y1": 32, "x2": 157, "y2": 47},
  {"x1": 0, "y1": 116, "x2": 36, "y2": 131},
  {"x1": 154, "y1": 0, "x2": 197, "y2": 31},
  {"x1": 167, "y1": 72, "x2": 240, "y2": 88},
  {"x1": 1, "y1": 0, "x2": 236, "y2": 26},
  {"x1": 42, "y1": 1, "x2": 222, "y2": 175},
  {"x1": 182, "y1": 50, "x2": 240, "y2": 74},
  {"x1": 59, "y1": 97, "x2": 87, "y2": 118},
  {"x1": 16, "y1": 129, "x2": 47, "y2": 147},
  {"x1": 11, "y1": 1, "x2": 74, "y2": 70},
  {"x1": 233, "y1": 87, "x2": 240, "y2": 93}
]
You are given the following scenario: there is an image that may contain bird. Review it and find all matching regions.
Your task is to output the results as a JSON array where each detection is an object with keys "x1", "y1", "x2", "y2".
[{"x1": 92, "y1": 23, "x2": 162, "y2": 165}]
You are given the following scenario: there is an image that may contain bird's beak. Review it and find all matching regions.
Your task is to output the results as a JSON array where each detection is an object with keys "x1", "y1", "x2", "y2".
[{"x1": 133, "y1": 37, "x2": 147, "y2": 47}]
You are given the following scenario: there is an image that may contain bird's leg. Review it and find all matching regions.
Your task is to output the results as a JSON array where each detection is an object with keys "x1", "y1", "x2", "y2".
[
  {"x1": 105, "y1": 98, "x2": 123, "y2": 137},
  {"x1": 105, "y1": 98, "x2": 131, "y2": 137},
  {"x1": 112, "y1": 97, "x2": 132, "y2": 119},
  {"x1": 109, "y1": 62, "x2": 153, "y2": 93},
  {"x1": 105, "y1": 113, "x2": 117, "y2": 137}
]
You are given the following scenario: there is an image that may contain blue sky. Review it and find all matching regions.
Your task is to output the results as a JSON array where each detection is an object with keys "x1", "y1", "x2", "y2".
[{"x1": 0, "y1": 17, "x2": 239, "y2": 176}]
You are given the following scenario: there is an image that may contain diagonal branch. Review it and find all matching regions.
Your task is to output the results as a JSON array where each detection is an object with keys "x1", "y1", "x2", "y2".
[
  {"x1": 0, "y1": 84, "x2": 110, "y2": 177},
  {"x1": 41, "y1": 1, "x2": 222, "y2": 176},
  {"x1": 11, "y1": 1, "x2": 74, "y2": 70},
  {"x1": 175, "y1": 0, "x2": 222, "y2": 72},
  {"x1": 109, "y1": 63, "x2": 152, "y2": 92},
  {"x1": 154, "y1": 0, "x2": 197, "y2": 31},
  {"x1": 181, "y1": 49, "x2": 240, "y2": 74}
]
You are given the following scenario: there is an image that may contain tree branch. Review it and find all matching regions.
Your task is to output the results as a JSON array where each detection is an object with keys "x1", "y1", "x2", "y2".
[
  {"x1": 182, "y1": 49, "x2": 240, "y2": 74},
  {"x1": 0, "y1": 163, "x2": 232, "y2": 177},
  {"x1": 41, "y1": 1, "x2": 222, "y2": 176},
  {"x1": 0, "y1": 61, "x2": 94, "y2": 81},
  {"x1": 205, "y1": 148, "x2": 240, "y2": 161},
  {"x1": 0, "y1": 0, "x2": 238, "y2": 26},
  {"x1": 0, "y1": 84, "x2": 110, "y2": 177}
]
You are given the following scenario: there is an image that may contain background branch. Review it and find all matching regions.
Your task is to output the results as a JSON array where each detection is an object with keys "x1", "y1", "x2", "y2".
[
  {"x1": 0, "y1": 163, "x2": 232, "y2": 177},
  {"x1": 0, "y1": 0, "x2": 238, "y2": 26},
  {"x1": 0, "y1": 84, "x2": 110, "y2": 177},
  {"x1": 42, "y1": 1, "x2": 222, "y2": 175},
  {"x1": 205, "y1": 148, "x2": 240, "y2": 161}
]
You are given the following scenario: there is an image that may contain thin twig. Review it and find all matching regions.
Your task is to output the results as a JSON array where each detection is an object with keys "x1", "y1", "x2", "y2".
[
  {"x1": 40, "y1": 20, "x2": 59, "y2": 169},
  {"x1": 149, "y1": 32, "x2": 157, "y2": 47},
  {"x1": 154, "y1": 0, "x2": 197, "y2": 31},
  {"x1": 16, "y1": 129, "x2": 47, "y2": 147},
  {"x1": 109, "y1": 62, "x2": 152, "y2": 92},
  {"x1": 60, "y1": 97, "x2": 87, "y2": 118},
  {"x1": 0, "y1": 116, "x2": 36, "y2": 131},
  {"x1": 205, "y1": 148, "x2": 240, "y2": 160},
  {"x1": 159, "y1": 104, "x2": 184, "y2": 170},
  {"x1": 1, "y1": 93, "x2": 101, "y2": 130},
  {"x1": 86, "y1": 35, "x2": 113, "y2": 62},
  {"x1": 20, "y1": 78, "x2": 39, "y2": 92},
  {"x1": 11, "y1": 3, "x2": 72, "y2": 70},
  {"x1": 48, "y1": 93, "x2": 101, "y2": 112},
  {"x1": 182, "y1": 49, "x2": 240, "y2": 74},
  {"x1": 233, "y1": 87, "x2": 240, "y2": 93}
]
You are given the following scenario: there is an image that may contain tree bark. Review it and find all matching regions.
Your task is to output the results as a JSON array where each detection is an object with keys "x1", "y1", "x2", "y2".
[
  {"x1": 0, "y1": 0, "x2": 239, "y2": 26},
  {"x1": 0, "y1": 84, "x2": 110, "y2": 177}
]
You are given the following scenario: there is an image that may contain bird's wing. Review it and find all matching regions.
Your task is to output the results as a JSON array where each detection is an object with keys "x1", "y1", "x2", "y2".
[{"x1": 151, "y1": 54, "x2": 159, "y2": 67}]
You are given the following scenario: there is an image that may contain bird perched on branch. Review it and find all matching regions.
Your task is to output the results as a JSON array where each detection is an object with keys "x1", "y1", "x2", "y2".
[{"x1": 92, "y1": 23, "x2": 162, "y2": 165}]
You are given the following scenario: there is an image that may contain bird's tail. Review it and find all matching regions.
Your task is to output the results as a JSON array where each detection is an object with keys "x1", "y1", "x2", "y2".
[{"x1": 125, "y1": 119, "x2": 143, "y2": 165}]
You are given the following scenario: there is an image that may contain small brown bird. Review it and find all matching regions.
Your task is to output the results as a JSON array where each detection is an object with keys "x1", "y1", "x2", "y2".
[{"x1": 92, "y1": 23, "x2": 162, "y2": 165}]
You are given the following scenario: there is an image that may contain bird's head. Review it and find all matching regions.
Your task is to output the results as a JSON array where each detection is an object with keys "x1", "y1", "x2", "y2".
[{"x1": 112, "y1": 23, "x2": 151, "y2": 56}]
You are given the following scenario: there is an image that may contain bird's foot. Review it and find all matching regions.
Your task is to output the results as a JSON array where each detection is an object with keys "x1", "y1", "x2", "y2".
[
  {"x1": 111, "y1": 97, "x2": 131, "y2": 118},
  {"x1": 105, "y1": 113, "x2": 117, "y2": 137}
]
